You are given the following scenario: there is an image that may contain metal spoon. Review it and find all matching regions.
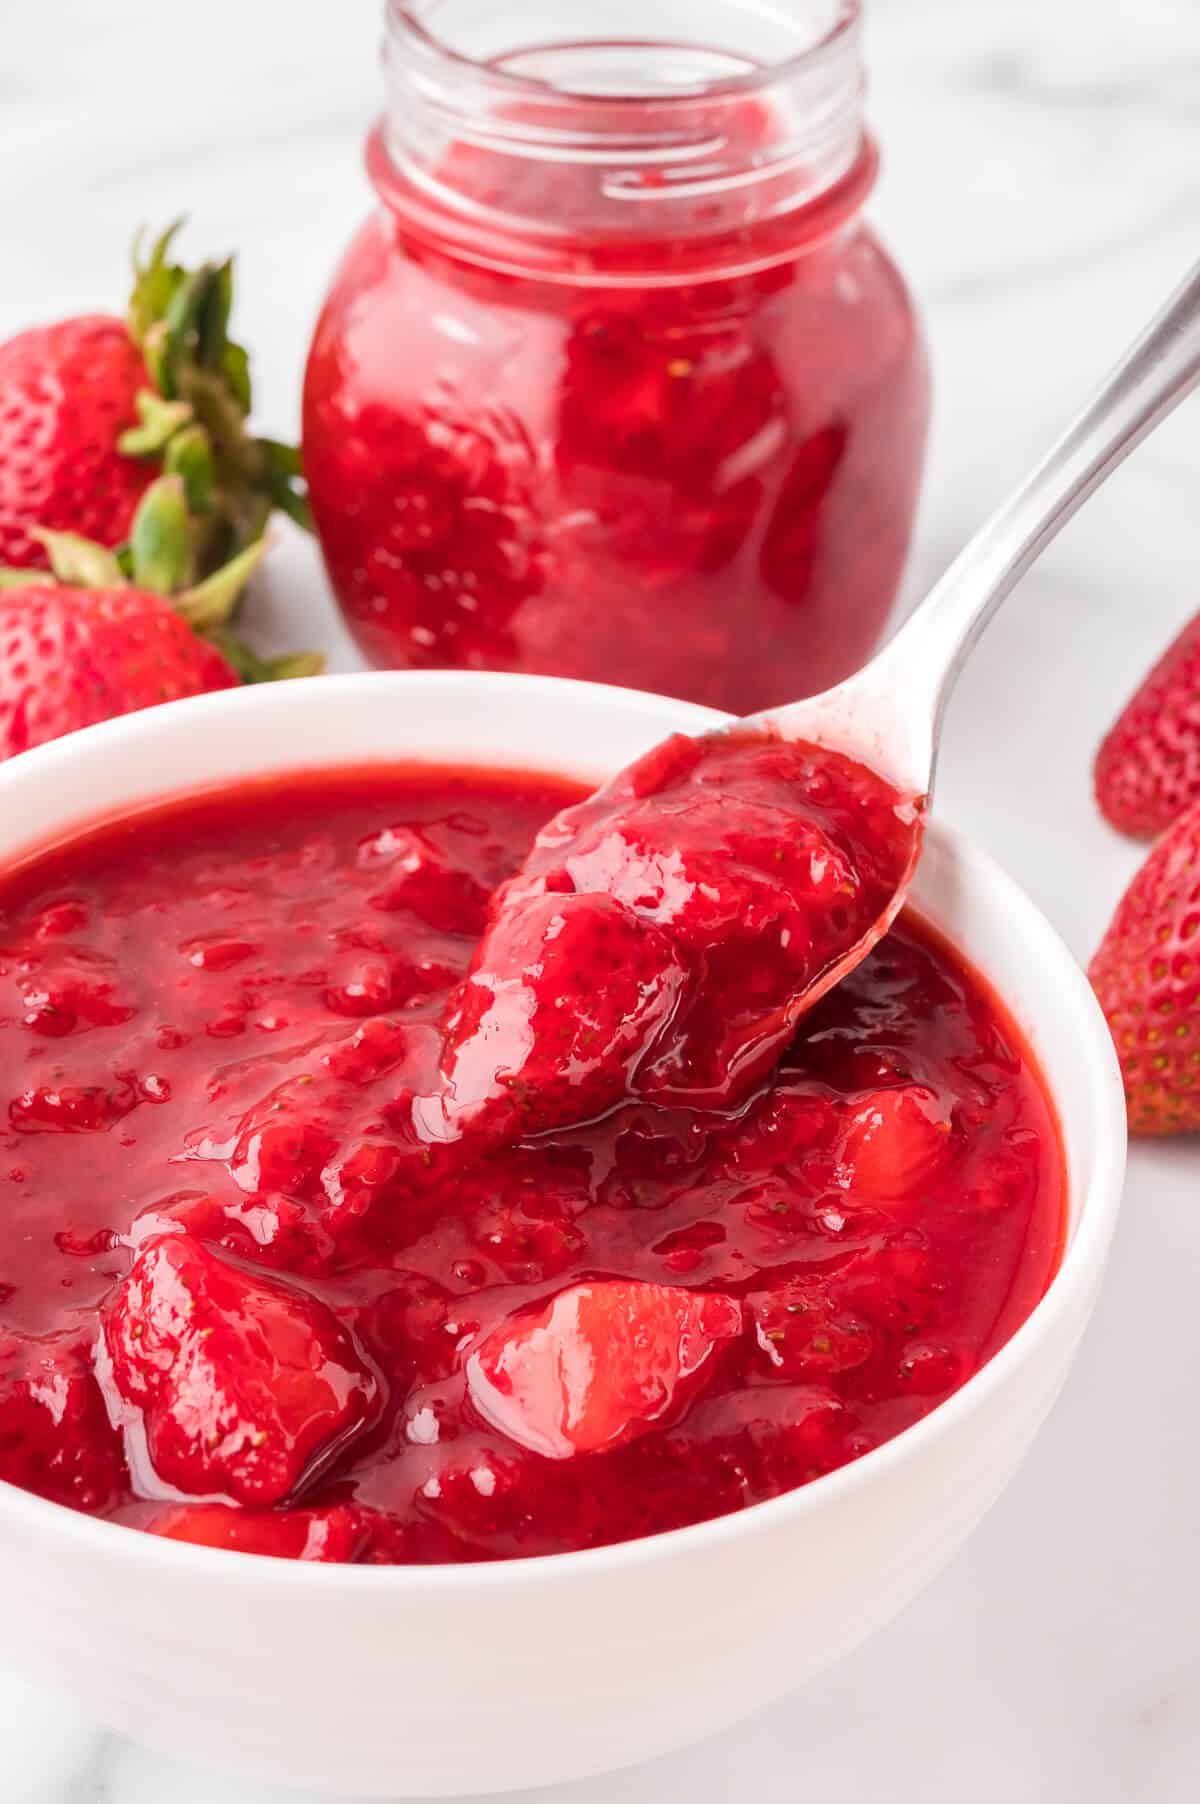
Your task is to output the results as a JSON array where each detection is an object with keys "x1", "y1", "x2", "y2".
[{"x1": 745, "y1": 258, "x2": 1200, "y2": 1004}]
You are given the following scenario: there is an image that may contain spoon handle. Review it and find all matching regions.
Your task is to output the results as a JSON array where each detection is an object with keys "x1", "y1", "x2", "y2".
[{"x1": 876, "y1": 258, "x2": 1200, "y2": 776}]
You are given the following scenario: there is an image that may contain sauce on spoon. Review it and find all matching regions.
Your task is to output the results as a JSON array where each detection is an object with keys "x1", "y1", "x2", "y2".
[{"x1": 418, "y1": 731, "x2": 923, "y2": 1147}]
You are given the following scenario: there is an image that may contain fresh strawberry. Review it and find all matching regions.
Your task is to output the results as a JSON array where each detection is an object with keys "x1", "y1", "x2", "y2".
[
  {"x1": 0, "y1": 318, "x2": 149, "y2": 569},
  {"x1": 0, "y1": 476, "x2": 320, "y2": 761},
  {"x1": 0, "y1": 221, "x2": 307, "y2": 575},
  {"x1": 1095, "y1": 610, "x2": 1200, "y2": 837},
  {"x1": 418, "y1": 891, "x2": 688, "y2": 1149},
  {"x1": 146, "y1": 1501, "x2": 371, "y2": 1561},
  {"x1": 0, "y1": 580, "x2": 238, "y2": 758},
  {"x1": 1089, "y1": 801, "x2": 1200, "y2": 1133},
  {"x1": 0, "y1": 1328, "x2": 126, "y2": 1510},
  {"x1": 466, "y1": 1279, "x2": 742, "y2": 1459},
  {"x1": 104, "y1": 1233, "x2": 379, "y2": 1504}
]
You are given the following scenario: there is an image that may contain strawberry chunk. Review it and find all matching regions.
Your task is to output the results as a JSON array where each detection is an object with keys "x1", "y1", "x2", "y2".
[
  {"x1": 466, "y1": 1279, "x2": 742, "y2": 1459},
  {"x1": 718, "y1": 1091, "x2": 836, "y2": 1178},
  {"x1": 681, "y1": 1384, "x2": 861, "y2": 1492},
  {"x1": 413, "y1": 1446, "x2": 540, "y2": 1552},
  {"x1": 320, "y1": 1017, "x2": 413, "y2": 1086},
  {"x1": 838, "y1": 1085, "x2": 951, "y2": 1198},
  {"x1": 147, "y1": 1501, "x2": 370, "y2": 1561},
  {"x1": 227, "y1": 1084, "x2": 338, "y2": 1198},
  {"x1": 9, "y1": 954, "x2": 136, "y2": 1039},
  {"x1": 474, "y1": 732, "x2": 917, "y2": 1111},
  {"x1": 104, "y1": 1234, "x2": 379, "y2": 1505},
  {"x1": 358, "y1": 824, "x2": 490, "y2": 935},
  {"x1": 9, "y1": 1077, "x2": 138, "y2": 1135},
  {"x1": 748, "y1": 1279, "x2": 874, "y2": 1381},
  {"x1": 422, "y1": 891, "x2": 687, "y2": 1145},
  {"x1": 128, "y1": 1189, "x2": 336, "y2": 1276},
  {"x1": 469, "y1": 1183, "x2": 586, "y2": 1283},
  {"x1": 0, "y1": 1329, "x2": 126, "y2": 1510},
  {"x1": 323, "y1": 952, "x2": 456, "y2": 1018},
  {"x1": 366, "y1": 1273, "x2": 482, "y2": 1384},
  {"x1": 833, "y1": 1231, "x2": 938, "y2": 1335}
]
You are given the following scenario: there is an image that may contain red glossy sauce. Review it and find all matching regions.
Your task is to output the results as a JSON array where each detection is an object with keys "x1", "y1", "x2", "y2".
[
  {"x1": 423, "y1": 732, "x2": 922, "y2": 1146},
  {"x1": 303, "y1": 114, "x2": 929, "y2": 713},
  {"x1": 0, "y1": 766, "x2": 1063, "y2": 1562}
]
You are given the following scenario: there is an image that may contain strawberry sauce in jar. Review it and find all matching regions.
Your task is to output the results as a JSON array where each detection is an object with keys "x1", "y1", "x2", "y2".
[{"x1": 303, "y1": 1, "x2": 930, "y2": 712}]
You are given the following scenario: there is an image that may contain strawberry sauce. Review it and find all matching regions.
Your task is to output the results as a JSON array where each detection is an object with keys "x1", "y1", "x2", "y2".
[
  {"x1": 423, "y1": 733, "x2": 922, "y2": 1145},
  {"x1": 0, "y1": 765, "x2": 1063, "y2": 1561},
  {"x1": 303, "y1": 103, "x2": 929, "y2": 713}
]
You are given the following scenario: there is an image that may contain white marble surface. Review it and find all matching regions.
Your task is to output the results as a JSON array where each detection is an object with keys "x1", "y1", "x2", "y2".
[{"x1": 3, "y1": 0, "x2": 1200, "y2": 1798}]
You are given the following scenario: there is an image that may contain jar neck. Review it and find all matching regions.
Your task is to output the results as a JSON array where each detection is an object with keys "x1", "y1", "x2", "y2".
[{"x1": 376, "y1": 0, "x2": 874, "y2": 285}]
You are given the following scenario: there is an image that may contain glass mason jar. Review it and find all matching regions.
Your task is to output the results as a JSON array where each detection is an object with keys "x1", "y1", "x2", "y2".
[{"x1": 303, "y1": 0, "x2": 930, "y2": 712}]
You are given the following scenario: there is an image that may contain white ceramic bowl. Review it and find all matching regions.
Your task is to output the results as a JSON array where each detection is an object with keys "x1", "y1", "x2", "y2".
[{"x1": 0, "y1": 672, "x2": 1125, "y2": 1797}]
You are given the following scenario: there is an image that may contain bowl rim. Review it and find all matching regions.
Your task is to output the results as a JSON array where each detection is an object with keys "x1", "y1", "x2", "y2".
[{"x1": 0, "y1": 671, "x2": 1128, "y2": 1592}]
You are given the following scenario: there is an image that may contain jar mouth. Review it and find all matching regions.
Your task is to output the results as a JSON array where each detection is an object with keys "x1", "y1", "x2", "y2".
[
  {"x1": 377, "y1": 0, "x2": 870, "y2": 282},
  {"x1": 386, "y1": 0, "x2": 860, "y2": 104}
]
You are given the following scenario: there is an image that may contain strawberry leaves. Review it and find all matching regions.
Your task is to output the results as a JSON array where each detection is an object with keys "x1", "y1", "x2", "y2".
[
  {"x1": 0, "y1": 477, "x2": 322, "y2": 688},
  {"x1": 120, "y1": 220, "x2": 310, "y2": 571}
]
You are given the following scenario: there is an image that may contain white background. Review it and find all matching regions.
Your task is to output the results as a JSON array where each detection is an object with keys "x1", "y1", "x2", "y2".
[{"x1": 3, "y1": 1, "x2": 1200, "y2": 1798}]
